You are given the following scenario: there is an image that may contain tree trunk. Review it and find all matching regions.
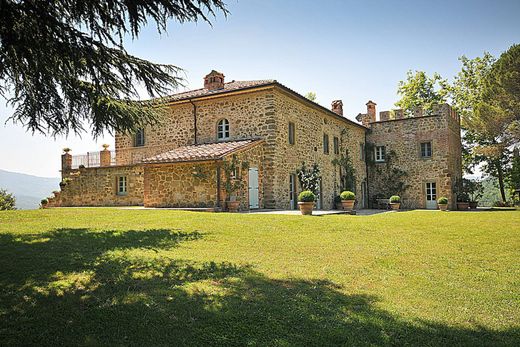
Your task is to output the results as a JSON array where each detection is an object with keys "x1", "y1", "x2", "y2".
[{"x1": 497, "y1": 162, "x2": 507, "y2": 202}]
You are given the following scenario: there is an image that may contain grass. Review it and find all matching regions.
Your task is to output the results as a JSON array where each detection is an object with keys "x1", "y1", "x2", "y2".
[{"x1": 0, "y1": 208, "x2": 519, "y2": 346}]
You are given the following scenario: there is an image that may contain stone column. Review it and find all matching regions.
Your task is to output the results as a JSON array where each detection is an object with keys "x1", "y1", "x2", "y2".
[
  {"x1": 100, "y1": 148, "x2": 111, "y2": 167},
  {"x1": 61, "y1": 151, "x2": 72, "y2": 172}
]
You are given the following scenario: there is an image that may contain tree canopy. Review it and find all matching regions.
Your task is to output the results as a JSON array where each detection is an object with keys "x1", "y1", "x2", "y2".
[
  {"x1": 395, "y1": 70, "x2": 449, "y2": 116},
  {"x1": 0, "y1": 188, "x2": 16, "y2": 211},
  {"x1": 0, "y1": 0, "x2": 227, "y2": 136}
]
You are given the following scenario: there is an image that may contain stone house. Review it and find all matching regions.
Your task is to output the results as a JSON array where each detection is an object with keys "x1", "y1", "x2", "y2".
[{"x1": 53, "y1": 70, "x2": 461, "y2": 210}]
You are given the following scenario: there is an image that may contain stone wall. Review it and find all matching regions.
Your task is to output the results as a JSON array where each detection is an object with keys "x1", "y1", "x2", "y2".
[
  {"x1": 59, "y1": 165, "x2": 144, "y2": 206},
  {"x1": 272, "y1": 90, "x2": 368, "y2": 209},
  {"x1": 366, "y1": 104, "x2": 461, "y2": 209},
  {"x1": 144, "y1": 161, "x2": 218, "y2": 208}
]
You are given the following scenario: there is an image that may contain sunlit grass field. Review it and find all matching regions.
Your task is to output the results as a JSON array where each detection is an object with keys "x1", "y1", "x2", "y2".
[{"x1": 1, "y1": 208, "x2": 519, "y2": 346}]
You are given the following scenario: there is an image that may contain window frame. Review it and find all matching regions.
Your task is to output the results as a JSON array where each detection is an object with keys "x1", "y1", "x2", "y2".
[
  {"x1": 217, "y1": 119, "x2": 230, "y2": 141},
  {"x1": 134, "y1": 129, "x2": 145, "y2": 147},
  {"x1": 420, "y1": 141, "x2": 433, "y2": 159},
  {"x1": 288, "y1": 122, "x2": 295, "y2": 145},
  {"x1": 333, "y1": 136, "x2": 339, "y2": 155},
  {"x1": 375, "y1": 145, "x2": 386, "y2": 162},
  {"x1": 117, "y1": 176, "x2": 127, "y2": 196},
  {"x1": 323, "y1": 134, "x2": 330, "y2": 155}
]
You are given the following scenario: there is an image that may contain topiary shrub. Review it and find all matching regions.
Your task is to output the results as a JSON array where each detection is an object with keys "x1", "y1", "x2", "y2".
[
  {"x1": 340, "y1": 191, "x2": 355, "y2": 201},
  {"x1": 438, "y1": 197, "x2": 448, "y2": 205},
  {"x1": 389, "y1": 195, "x2": 400, "y2": 203},
  {"x1": 298, "y1": 190, "x2": 315, "y2": 202}
]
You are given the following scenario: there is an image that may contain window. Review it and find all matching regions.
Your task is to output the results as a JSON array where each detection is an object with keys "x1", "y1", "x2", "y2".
[
  {"x1": 360, "y1": 143, "x2": 366, "y2": 161},
  {"x1": 134, "y1": 129, "x2": 145, "y2": 147},
  {"x1": 323, "y1": 134, "x2": 329, "y2": 154},
  {"x1": 420, "y1": 141, "x2": 432, "y2": 158},
  {"x1": 288, "y1": 122, "x2": 295, "y2": 145},
  {"x1": 217, "y1": 119, "x2": 230, "y2": 141},
  {"x1": 375, "y1": 146, "x2": 386, "y2": 162},
  {"x1": 333, "y1": 137, "x2": 339, "y2": 155},
  {"x1": 117, "y1": 176, "x2": 127, "y2": 195}
]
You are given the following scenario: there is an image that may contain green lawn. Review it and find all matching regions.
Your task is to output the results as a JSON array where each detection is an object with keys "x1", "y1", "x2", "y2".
[{"x1": 0, "y1": 209, "x2": 519, "y2": 346}]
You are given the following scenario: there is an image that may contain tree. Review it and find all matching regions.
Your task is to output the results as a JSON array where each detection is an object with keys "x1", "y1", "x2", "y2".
[
  {"x1": 0, "y1": 0, "x2": 227, "y2": 136},
  {"x1": 0, "y1": 189, "x2": 16, "y2": 211},
  {"x1": 304, "y1": 92, "x2": 317, "y2": 102},
  {"x1": 451, "y1": 50, "x2": 518, "y2": 202},
  {"x1": 395, "y1": 71, "x2": 449, "y2": 116}
]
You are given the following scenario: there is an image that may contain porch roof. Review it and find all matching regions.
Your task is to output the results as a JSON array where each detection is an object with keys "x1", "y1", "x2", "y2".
[{"x1": 141, "y1": 139, "x2": 263, "y2": 164}]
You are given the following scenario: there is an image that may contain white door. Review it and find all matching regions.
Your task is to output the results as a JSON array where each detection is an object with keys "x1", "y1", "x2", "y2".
[
  {"x1": 289, "y1": 174, "x2": 297, "y2": 210},
  {"x1": 248, "y1": 168, "x2": 259, "y2": 209},
  {"x1": 425, "y1": 182, "x2": 437, "y2": 209}
]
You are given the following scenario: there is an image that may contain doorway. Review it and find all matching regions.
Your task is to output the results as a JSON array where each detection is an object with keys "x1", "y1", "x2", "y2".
[
  {"x1": 425, "y1": 182, "x2": 437, "y2": 209},
  {"x1": 248, "y1": 167, "x2": 259, "y2": 209},
  {"x1": 289, "y1": 174, "x2": 297, "y2": 210}
]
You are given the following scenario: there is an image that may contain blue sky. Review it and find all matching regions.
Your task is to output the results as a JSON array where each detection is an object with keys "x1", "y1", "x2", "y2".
[{"x1": 1, "y1": 0, "x2": 519, "y2": 177}]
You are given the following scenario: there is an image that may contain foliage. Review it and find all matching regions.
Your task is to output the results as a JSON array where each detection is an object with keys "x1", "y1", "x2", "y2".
[
  {"x1": 62, "y1": 148, "x2": 71, "y2": 153},
  {"x1": 298, "y1": 190, "x2": 315, "y2": 203},
  {"x1": 453, "y1": 178, "x2": 471, "y2": 202},
  {"x1": 297, "y1": 162, "x2": 321, "y2": 195},
  {"x1": 304, "y1": 92, "x2": 317, "y2": 102},
  {"x1": 40, "y1": 198, "x2": 48, "y2": 206},
  {"x1": 438, "y1": 197, "x2": 448, "y2": 205},
  {"x1": 0, "y1": 0, "x2": 227, "y2": 136},
  {"x1": 60, "y1": 178, "x2": 72, "y2": 187},
  {"x1": 395, "y1": 71, "x2": 449, "y2": 116},
  {"x1": 0, "y1": 188, "x2": 16, "y2": 210},
  {"x1": 340, "y1": 191, "x2": 355, "y2": 201},
  {"x1": 465, "y1": 178, "x2": 484, "y2": 202},
  {"x1": 509, "y1": 150, "x2": 520, "y2": 192},
  {"x1": 192, "y1": 166, "x2": 208, "y2": 180},
  {"x1": 222, "y1": 155, "x2": 248, "y2": 201},
  {"x1": 389, "y1": 195, "x2": 400, "y2": 203},
  {"x1": 1, "y1": 208, "x2": 520, "y2": 346},
  {"x1": 369, "y1": 148, "x2": 409, "y2": 199},
  {"x1": 332, "y1": 149, "x2": 356, "y2": 193}
]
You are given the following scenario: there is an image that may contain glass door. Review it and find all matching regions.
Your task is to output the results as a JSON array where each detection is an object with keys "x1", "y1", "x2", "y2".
[{"x1": 425, "y1": 182, "x2": 437, "y2": 209}]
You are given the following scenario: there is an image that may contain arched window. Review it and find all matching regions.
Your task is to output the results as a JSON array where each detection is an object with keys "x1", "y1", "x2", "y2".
[{"x1": 217, "y1": 119, "x2": 230, "y2": 141}]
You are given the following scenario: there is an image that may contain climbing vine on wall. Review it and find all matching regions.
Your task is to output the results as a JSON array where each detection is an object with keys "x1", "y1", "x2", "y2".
[
  {"x1": 297, "y1": 162, "x2": 321, "y2": 195},
  {"x1": 332, "y1": 150, "x2": 356, "y2": 192},
  {"x1": 222, "y1": 155, "x2": 249, "y2": 201},
  {"x1": 367, "y1": 145, "x2": 409, "y2": 199}
]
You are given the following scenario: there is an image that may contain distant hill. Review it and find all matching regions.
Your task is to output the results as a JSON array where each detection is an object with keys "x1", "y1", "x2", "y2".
[{"x1": 0, "y1": 169, "x2": 60, "y2": 210}]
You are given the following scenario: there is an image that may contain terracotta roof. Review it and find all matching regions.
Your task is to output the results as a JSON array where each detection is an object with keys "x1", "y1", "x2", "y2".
[
  {"x1": 142, "y1": 139, "x2": 263, "y2": 164},
  {"x1": 156, "y1": 80, "x2": 275, "y2": 104}
]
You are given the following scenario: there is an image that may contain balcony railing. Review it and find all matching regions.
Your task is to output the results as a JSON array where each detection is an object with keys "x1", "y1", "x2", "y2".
[{"x1": 68, "y1": 144, "x2": 176, "y2": 169}]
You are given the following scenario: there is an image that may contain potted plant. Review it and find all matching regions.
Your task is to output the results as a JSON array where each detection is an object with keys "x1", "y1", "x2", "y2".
[
  {"x1": 334, "y1": 195, "x2": 342, "y2": 210},
  {"x1": 438, "y1": 197, "x2": 448, "y2": 211},
  {"x1": 40, "y1": 198, "x2": 48, "y2": 209},
  {"x1": 389, "y1": 195, "x2": 401, "y2": 210},
  {"x1": 340, "y1": 191, "x2": 356, "y2": 211},
  {"x1": 298, "y1": 190, "x2": 315, "y2": 215},
  {"x1": 467, "y1": 179, "x2": 483, "y2": 209},
  {"x1": 454, "y1": 178, "x2": 470, "y2": 210}
]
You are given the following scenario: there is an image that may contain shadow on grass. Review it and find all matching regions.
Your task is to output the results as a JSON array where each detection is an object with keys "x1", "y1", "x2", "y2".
[{"x1": 0, "y1": 228, "x2": 518, "y2": 346}]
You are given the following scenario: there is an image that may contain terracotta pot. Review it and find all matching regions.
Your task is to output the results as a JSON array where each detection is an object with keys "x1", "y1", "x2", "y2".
[
  {"x1": 341, "y1": 200, "x2": 355, "y2": 211},
  {"x1": 457, "y1": 202, "x2": 469, "y2": 210},
  {"x1": 226, "y1": 201, "x2": 240, "y2": 212},
  {"x1": 438, "y1": 204, "x2": 448, "y2": 211},
  {"x1": 298, "y1": 201, "x2": 314, "y2": 215},
  {"x1": 469, "y1": 201, "x2": 478, "y2": 209},
  {"x1": 390, "y1": 202, "x2": 400, "y2": 210}
]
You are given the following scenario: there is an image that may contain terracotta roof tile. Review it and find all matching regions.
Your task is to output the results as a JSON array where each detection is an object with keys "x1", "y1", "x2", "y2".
[
  {"x1": 155, "y1": 80, "x2": 276, "y2": 104},
  {"x1": 142, "y1": 139, "x2": 263, "y2": 164}
]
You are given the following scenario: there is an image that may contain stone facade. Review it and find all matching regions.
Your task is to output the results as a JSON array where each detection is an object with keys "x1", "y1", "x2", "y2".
[
  {"x1": 60, "y1": 165, "x2": 144, "y2": 207},
  {"x1": 53, "y1": 70, "x2": 462, "y2": 211},
  {"x1": 365, "y1": 104, "x2": 461, "y2": 209}
]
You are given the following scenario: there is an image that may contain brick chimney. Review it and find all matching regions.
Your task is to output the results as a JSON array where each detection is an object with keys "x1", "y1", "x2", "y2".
[
  {"x1": 366, "y1": 100, "x2": 377, "y2": 123},
  {"x1": 331, "y1": 100, "x2": 343, "y2": 116},
  {"x1": 204, "y1": 70, "x2": 225, "y2": 90}
]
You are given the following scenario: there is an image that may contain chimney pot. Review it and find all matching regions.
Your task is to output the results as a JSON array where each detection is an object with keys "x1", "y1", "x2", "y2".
[
  {"x1": 331, "y1": 100, "x2": 343, "y2": 116},
  {"x1": 204, "y1": 70, "x2": 225, "y2": 90}
]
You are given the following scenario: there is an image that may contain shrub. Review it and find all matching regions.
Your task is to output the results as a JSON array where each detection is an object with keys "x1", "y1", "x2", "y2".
[
  {"x1": 340, "y1": 191, "x2": 355, "y2": 200},
  {"x1": 62, "y1": 147, "x2": 71, "y2": 153},
  {"x1": 41, "y1": 198, "x2": 48, "y2": 205},
  {"x1": 389, "y1": 195, "x2": 400, "y2": 203},
  {"x1": 298, "y1": 190, "x2": 315, "y2": 202},
  {"x1": 438, "y1": 197, "x2": 448, "y2": 205},
  {"x1": 78, "y1": 164, "x2": 86, "y2": 169},
  {"x1": 0, "y1": 189, "x2": 16, "y2": 211}
]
